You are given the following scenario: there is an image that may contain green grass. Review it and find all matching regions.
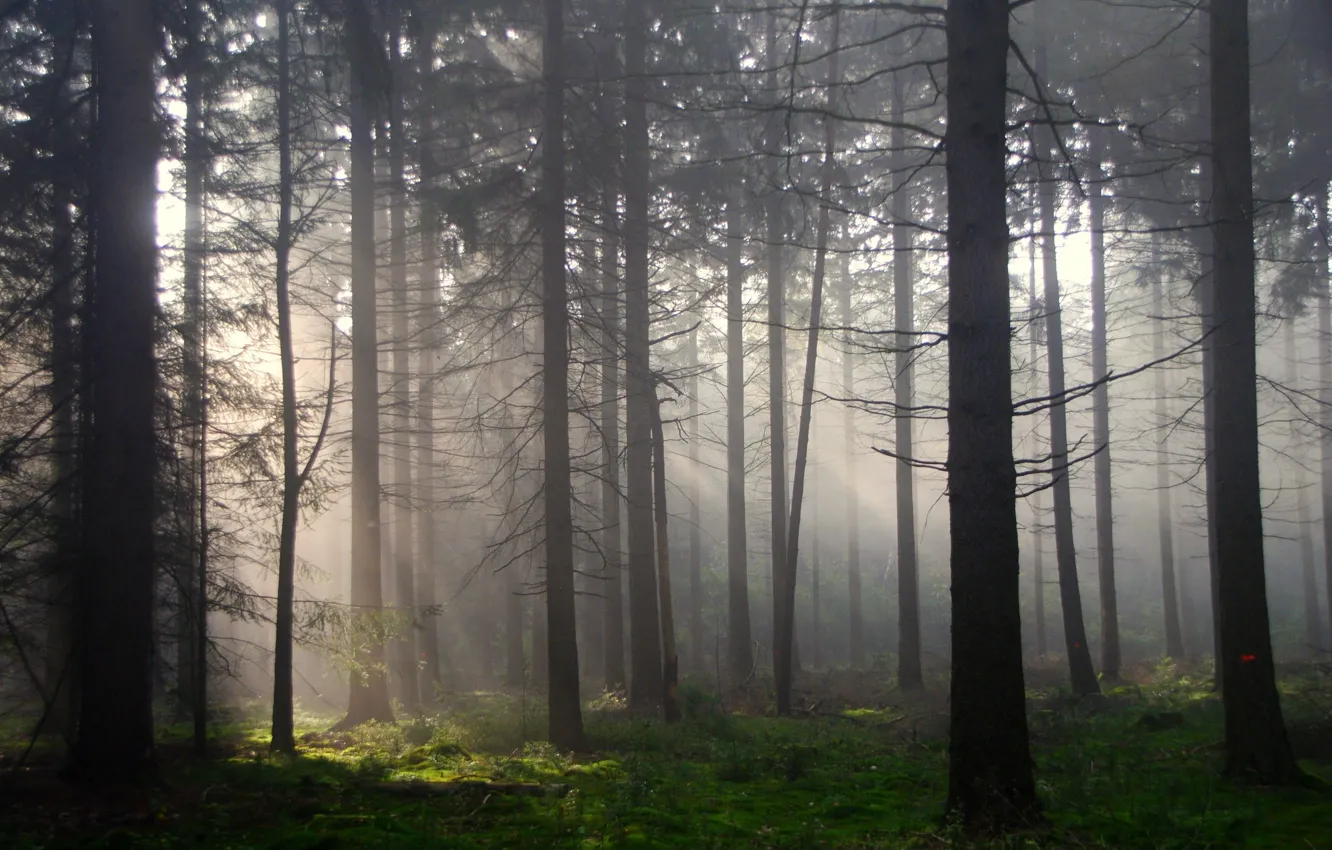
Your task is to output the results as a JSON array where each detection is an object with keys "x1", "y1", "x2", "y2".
[{"x1": 2, "y1": 667, "x2": 1329, "y2": 849}]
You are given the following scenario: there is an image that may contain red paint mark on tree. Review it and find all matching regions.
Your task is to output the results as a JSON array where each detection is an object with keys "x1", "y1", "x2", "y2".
[{"x1": 1240, "y1": 654, "x2": 1256, "y2": 663}]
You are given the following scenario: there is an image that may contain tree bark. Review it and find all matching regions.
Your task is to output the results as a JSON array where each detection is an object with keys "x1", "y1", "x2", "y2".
[
  {"x1": 623, "y1": 0, "x2": 663, "y2": 712},
  {"x1": 1034, "y1": 38, "x2": 1098, "y2": 694},
  {"x1": 892, "y1": 71, "x2": 921, "y2": 689},
  {"x1": 840, "y1": 239, "x2": 862, "y2": 667},
  {"x1": 688, "y1": 326, "x2": 703, "y2": 675},
  {"x1": 339, "y1": 0, "x2": 394, "y2": 729},
  {"x1": 415, "y1": 6, "x2": 442, "y2": 694},
  {"x1": 1088, "y1": 156, "x2": 1119, "y2": 680},
  {"x1": 726, "y1": 175, "x2": 753, "y2": 685},
  {"x1": 1209, "y1": 0, "x2": 1300, "y2": 783},
  {"x1": 270, "y1": 0, "x2": 299, "y2": 755},
  {"x1": 943, "y1": 0, "x2": 1040, "y2": 830},
  {"x1": 651, "y1": 392, "x2": 680, "y2": 721},
  {"x1": 541, "y1": 0, "x2": 583, "y2": 750},
  {"x1": 1027, "y1": 200, "x2": 1047, "y2": 658},
  {"x1": 75, "y1": 0, "x2": 160, "y2": 781},
  {"x1": 387, "y1": 6, "x2": 419, "y2": 712},
  {"x1": 600, "y1": 169, "x2": 626, "y2": 692},
  {"x1": 765, "y1": 14, "x2": 790, "y2": 689},
  {"x1": 1151, "y1": 237, "x2": 1186, "y2": 660}
]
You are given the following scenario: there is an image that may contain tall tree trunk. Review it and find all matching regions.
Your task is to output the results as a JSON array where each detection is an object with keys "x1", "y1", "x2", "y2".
[
  {"x1": 1209, "y1": 0, "x2": 1299, "y2": 783},
  {"x1": 892, "y1": 72, "x2": 921, "y2": 689},
  {"x1": 1035, "y1": 40, "x2": 1098, "y2": 694},
  {"x1": 840, "y1": 242, "x2": 863, "y2": 667},
  {"x1": 600, "y1": 172, "x2": 626, "y2": 691},
  {"x1": 726, "y1": 175, "x2": 753, "y2": 685},
  {"x1": 1027, "y1": 202, "x2": 1047, "y2": 658},
  {"x1": 651, "y1": 393, "x2": 680, "y2": 721},
  {"x1": 75, "y1": 0, "x2": 159, "y2": 780},
  {"x1": 270, "y1": 0, "x2": 300, "y2": 755},
  {"x1": 1284, "y1": 319, "x2": 1322, "y2": 653},
  {"x1": 178, "y1": 0, "x2": 206, "y2": 730},
  {"x1": 387, "y1": 8, "x2": 419, "y2": 711},
  {"x1": 765, "y1": 14, "x2": 790, "y2": 688},
  {"x1": 811, "y1": 460, "x2": 821, "y2": 669},
  {"x1": 943, "y1": 0, "x2": 1039, "y2": 829},
  {"x1": 415, "y1": 8, "x2": 442, "y2": 694},
  {"x1": 44, "y1": 0, "x2": 80, "y2": 743},
  {"x1": 339, "y1": 1, "x2": 394, "y2": 729},
  {"x1": 1088, "y1": 156, "x2": 1119, "y2": 679},
  {"x1": 623, "y1": 0, "x2": 663, "y2": 711},
  {"x1": 1152, "y1": 238, "x2": 1186, "y2": 660},
  {"x1": 782, "y1": 11, "x2": 838, "y2": 713},
  {"x1": 688, "y1": 327, "x2": 703, "y2": 675},
  {"x1": 1320, "y1": 188, "x2": 1332, "y2": 650},
  {"x1": 541, "y1": 0, "x2": 582, "y2": 750}
]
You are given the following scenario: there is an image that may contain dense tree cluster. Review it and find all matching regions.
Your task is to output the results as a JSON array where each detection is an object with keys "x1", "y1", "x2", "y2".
[{"x1": 0, "y1": 0, "x2": 1327, "y2": 832}]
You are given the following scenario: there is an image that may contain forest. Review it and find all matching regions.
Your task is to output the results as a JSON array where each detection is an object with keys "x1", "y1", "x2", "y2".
[{"x1": 1, "y1": 0, "x2": 1331, "y2": 846}]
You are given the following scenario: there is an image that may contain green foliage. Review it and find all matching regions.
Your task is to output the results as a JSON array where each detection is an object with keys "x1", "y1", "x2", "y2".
[{"x1": 3, "y1": 668, "x2": 1330, "y2": 848}]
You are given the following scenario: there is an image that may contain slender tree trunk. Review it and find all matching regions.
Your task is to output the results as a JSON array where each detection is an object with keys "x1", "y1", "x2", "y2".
[
  {"x1": 75, "y1": 0, "x2": 159, "y2": 780},
  {"x1": 1320, "y1": 188, "x2": 1332, "y2": 651},
  {"x1": 1284, "y1": 319, "x2": 1322, "y2": 654},
  {"x1": 623, "y1": 0, "x2": 663, "y2": 711},
  {"x1": 688, "y1": 327, "x2": 703, "y2": 675},
  {"x1": 541, "y1": 0, "x2": 582, "y2": 749},
  {"x1": 270, "y1": 0, "x2": 300, "y2": 754},
  {"x1": 339, "y1": 2, "x2": 394, "y2": 729},
  {"x1": 600, "y1": 173, "x2": 626, "y2": 691},
  {"x1": 765, "y1": 14, "x2": 790, "y2": 688},
  {"x1": 415, "y1": 8, "x2": 442, "y2": 694},
  {"x1": 176, "y1": 0, "x2": 207, "y2": 730},
  {"x1": 892, "y1": 72, "x2": 921, "y2": 689},
  {"x1": 943, "y1": 0, "x2": 1039, "y2": 829},
  {"x1": 1027, "y1": 205, "x2": 1047, "y2": 658},
  {"x1": 1209, "y1": 0, "x2": 1299, "y2": 782},
  {"x1": 1088, "y1": 156, "x2": 1120, "y2": 679},
  {"x1": 726, "y1": 176, "x2": 753, "y2": 685},
  {"x1": 651, "y1": 393, "x2": 680, "y2": 721},
  {"x1": 840, "y1": 243, "x2": 863, "y2": 667},
  {"x1": 44, "y1": 0, "x2": 80, "y2": 743},
  {"x1": 1034, "y1": 47, "x2": 1098, "y2": 693},
  {"x1": 811, "y1": 460, "x2": 821, "y2": 669},
  {"x1": 782, "y1": 12, "x2": 838, "y2": 713},
  {"x1": 1152, "y1": 239, "x2": 1186, "y2": 660},
  {"x1": 387, "y1": 9, "x2": 419, "y2": 711}
]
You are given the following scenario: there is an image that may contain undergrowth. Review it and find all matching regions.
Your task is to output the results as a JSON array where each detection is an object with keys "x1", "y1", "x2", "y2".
[{"x1": 1, "y1": 665, "x2": 1329, "y2": 849}]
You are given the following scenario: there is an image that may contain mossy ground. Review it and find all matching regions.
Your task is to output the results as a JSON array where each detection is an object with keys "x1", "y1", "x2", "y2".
[{"x1": 2, "y1": 662, "x2": 1329, "y2": 848}]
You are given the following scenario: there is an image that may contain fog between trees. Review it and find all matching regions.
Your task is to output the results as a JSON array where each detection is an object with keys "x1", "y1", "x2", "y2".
[{"x1": 0, "y1": 0, "x2": 1329, "y2": 833}]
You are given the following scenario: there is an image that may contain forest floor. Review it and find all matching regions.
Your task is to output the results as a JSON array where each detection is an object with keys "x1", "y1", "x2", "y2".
[{"x1": 2, "y1": 661, "x2": 1331, "y2": 849}]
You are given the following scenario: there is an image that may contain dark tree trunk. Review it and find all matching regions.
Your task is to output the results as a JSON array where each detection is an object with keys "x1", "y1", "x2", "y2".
[
  {"x1": 1088, "y1": 156, "x2": 1120, "y2": 679},
  {"x1": 75, "y1": 0, "x2": 160, "y2": 781},
  {"x1": 541, "y1": 0, "x2": 583, "y2": 750},
  {"x1": 1035, "y1": 54, "x2": 1098, "y2": 693},
  {"x1": 688, "y1": 327, "x2": 703, "y2": 676},
  {"x1": 1208, "y1": 0, "x2": 1300, "y2": 783},
  {"x1": 840, "y1": 244, "x2": 863, "y2": 667},
  {"x1": 415, "y1": 8, "x2": 442, "y2": 694},
  {"x1": 1151, "y1": 238, "x2": 1186, "y2": 660},
  {"x1": 388, "y1": 8, "x2": 419, "y2": 712},
  {"x1": 623, "y1": 0, "x2": 663, "y2": 712},
  {"x1": 892, "y1": 72, "x2": 921, "y2": 690},
  {"x1": 178, "y1": 0, "x2": 206, "y2": 731},
  {"x1": 1027, "y1": 208, "x2": 1047, "y2": 658},
  {"x1": 600, "y1": 173, "x2": 626, "y2": 692},
  {"x1": 943, "y1": 0, "x2": 1040, "y2": 831},
  {"x1": 44, "y1": 0, "x2": 80, "y2": 744},
  {"x1": 765, "y1": 15, "x2": 790, "y2": 692},
  {"x1": 339, "y1": 1, "x2": 394, "y2": 729},
  {"x1": 271, "y1": 0, "x2": 299, "y2": 754},
  {"x1": 650, "y1": 394, "x2": 680, "y2": 721},
  {"x1": 726, "y1": 176, "x2": 753, "y2": 686}
]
